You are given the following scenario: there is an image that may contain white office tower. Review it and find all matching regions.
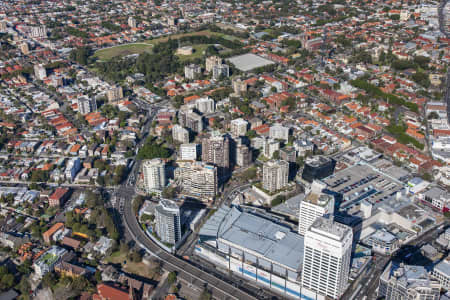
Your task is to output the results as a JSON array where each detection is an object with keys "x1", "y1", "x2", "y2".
[
  {"x1": 143, "y1": 158, "x2": 166, "y2": 193},
  {"x1": 34, "y1": 64, "x2": 47, "y2": 80},
  {"x1": 179, "y1": 143, "x2": 198, "y2": 161},
  {"x1": 172, "y1": 124, "x2": 190, "y2": 143},
  {"x1": 301, "y1": 217, "x2": 353, "y2": 299},
  {"x1": 155, "y1": 199, "x2": 181, "y2": 245},
  {"x1": 263, "y1": 160, "x2": 289, "y2": 193},
  {"x1": 77, "y1": 96, "x2": 97, "y2": 115},
  {"x1": 230, "y1": 118, "x2": 248, "y2": 137},
  {"x1": 298, "y1": 180, "x2": 334, "y2": 235}
]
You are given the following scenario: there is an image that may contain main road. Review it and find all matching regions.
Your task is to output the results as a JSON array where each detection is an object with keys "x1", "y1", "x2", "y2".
[{"x1": 120, "y1": 184, "x2": 257, "y2": 300}]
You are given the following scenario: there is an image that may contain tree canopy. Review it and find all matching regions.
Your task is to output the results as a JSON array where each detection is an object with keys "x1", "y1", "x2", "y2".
[{"x1": 137, "y1": 136, "x2": 171, "y2": 160}]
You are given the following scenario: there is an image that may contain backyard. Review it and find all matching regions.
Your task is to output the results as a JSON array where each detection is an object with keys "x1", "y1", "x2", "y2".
[{"x1": 105, "y1": 250, "x2": 162, "y2": 280}]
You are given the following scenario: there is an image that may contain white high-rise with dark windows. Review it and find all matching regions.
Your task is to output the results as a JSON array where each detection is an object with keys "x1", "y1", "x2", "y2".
[
  {"x1": 155, "y1": 199, "x2": 181, "y2": 245},
  {"x1": 34, "y1": 64, "x2": 47, "y2": 80},
  {"x1": 172, "y1": 124, "x2": 190, "y2": 144},
  {"x1": 262, "y1": 159, "x2": 289, "y2": 192},
  {"x1": 77, "y1": 96, "x2": 97, "y2": 115},
  {"x1": 298, "y1": 180, "x2": 334, "y2": 235},
  {"x1": 301, "y1": 217, "x2": 353, "y2": 299},
  {"x1": 143, "y1": 158, "x2": 166, "y2": 193}
]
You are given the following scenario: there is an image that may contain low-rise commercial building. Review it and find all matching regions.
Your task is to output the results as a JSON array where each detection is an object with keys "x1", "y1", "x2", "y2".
[
  {"x1": 33, "y1": 246, "x2": 67, "y2": 278},
  {"x1": 378, "y1": 263, "x2": 441, "y2": 300},
  {"x1": 433, "y1": 256, "x2": 450, "y2": 290},
  {"x1": 362, "y1": 229, "x2": 399, "y2": 255}
]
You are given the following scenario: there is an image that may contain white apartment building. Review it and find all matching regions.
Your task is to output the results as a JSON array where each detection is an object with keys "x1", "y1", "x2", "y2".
[
  {"x1": 65, "y1": 157, "x2": 81, "y2": 182},
  {"x1": 179, "y1": 143, "x2": 198, "y2": 161},
  {"x1": 301, "y1": 217, "x2": 353, "y2": 299},
  {"x1": 212, "y1": 64, "x2": 229, "y2": 80},
  {"x1": 175, "y1": 161, "x2": 217, "y2": 200},
  {"x1": 143, "y1": 158, "x2": 166, "y2": 193},
  {"x1": 205, "y1": 56, "x2": 223, "y2": 72},
  {"x1": 172, "y1": 124, "x2": 190, "y2": 143},
  {"x1": 106, "y1": 86, "x2": 123, "y2": 102},
  {"x1": 128, "y1": 16, "x2": 137, "y2": 28},
  {"x1": 195, "y1": 97, "x2": 215, "y2": 114},
  {"x1": 270, "y1": 124, "x2": 289, "y2": 141},
  {"x1": 30, "y1": 25, "x2": 46, "y2": 38},
  {"x1": 263, "y1": 160, "x2": 289, "y2": 193},
  {"x1": 184, "y1": 64, "x2": 202, "y2": 80},
  {"x1": 230, "y1": 118, "x2": 248, "y2": 137},
  {"x1": 33, "y1": 246, "x2": 67, "y2": 278},
  {"x1": 77, "y1": 96, "x2": 97, "y2": 115},
  {"x1": 34, "y1": 64, "x2": 47, "y2": 80},
  {"x1": 155, "y1": 199, "x2": 181, "y2": 245},
  {"x1": 263, "y1": 138, "x2": 280, "y2": 158}
]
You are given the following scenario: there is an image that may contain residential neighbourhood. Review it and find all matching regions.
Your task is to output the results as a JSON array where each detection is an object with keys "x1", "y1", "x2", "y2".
[{"x1": 0, "y1": 0, "x2": 449, "y2": 299}]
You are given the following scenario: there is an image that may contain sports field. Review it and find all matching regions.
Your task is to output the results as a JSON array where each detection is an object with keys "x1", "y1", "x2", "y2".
[
  {"x1": 94, "y1": 30, "x2": 238, "y2": 61},
  {"x1": 94, "y1": 43, "x2": 153, "y2": 61}
]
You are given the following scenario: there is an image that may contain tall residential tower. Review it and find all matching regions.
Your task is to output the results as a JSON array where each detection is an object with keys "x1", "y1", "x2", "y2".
[{"x1": 143, "y1": 158, "x2": 166, "y2": 193}]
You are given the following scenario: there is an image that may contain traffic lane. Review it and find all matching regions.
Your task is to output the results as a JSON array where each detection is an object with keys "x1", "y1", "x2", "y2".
[
  {"x1": 126, "y1": 218, "x2": 254, "y2": 300},
  {"x1": 122, "y1": 199, "x2": 257, "y2": 300}
]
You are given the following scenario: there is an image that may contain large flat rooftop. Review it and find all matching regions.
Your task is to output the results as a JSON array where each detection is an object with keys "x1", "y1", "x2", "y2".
[
  {"x1": 199, "y1": 206, "x2": 304, "y2": 271},
  {"x1": 228, "y1": 53, "x2": 275, "y2": 72},
  {"x1": 322, "y1": 163, "x2": 405, "y2": 211},
  {"x1": 272, "y1": 193, "x2": 304, "y2": 219}
]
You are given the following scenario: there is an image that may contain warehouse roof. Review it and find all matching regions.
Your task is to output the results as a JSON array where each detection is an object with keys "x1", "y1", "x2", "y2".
[
  {"x1": 200, "y1": 206, "x2": 304, "y2": 271},
  {"x1": 228, "y1": 53, "x2": 275, "y2": 72}
]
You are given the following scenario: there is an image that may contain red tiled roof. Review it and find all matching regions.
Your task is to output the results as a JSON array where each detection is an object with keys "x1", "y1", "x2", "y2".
[
  {"x1": 95, "y1": 284, "x2": 131, "y2": 300},
  {"x1": 50, "y1": 188, "x2": 69, "y2": 201}
]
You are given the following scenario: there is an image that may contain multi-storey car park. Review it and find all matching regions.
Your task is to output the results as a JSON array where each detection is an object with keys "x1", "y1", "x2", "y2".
[{"x1": 322, "y1": 163, "x2": 406, "y2": 212}]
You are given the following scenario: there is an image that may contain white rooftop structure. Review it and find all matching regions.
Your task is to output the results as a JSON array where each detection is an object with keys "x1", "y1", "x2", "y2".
[
  {"x1": 199, "y1": 206, "x2": 304, "y2": 273},
  {"x1": 228, "y1": 53, "x2": 275, "y2": 72}
]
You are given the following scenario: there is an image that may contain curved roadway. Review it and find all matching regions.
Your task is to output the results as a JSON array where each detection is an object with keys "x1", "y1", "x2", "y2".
[
  {"x1": 120, "y1": 185, "x2": 257, "y2": 300},
  {"x1": 116, "y1": 100, "x2": 258, "y2": 300}
]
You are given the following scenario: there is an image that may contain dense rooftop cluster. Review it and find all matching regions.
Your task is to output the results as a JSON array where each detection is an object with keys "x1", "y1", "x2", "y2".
[{"x1": 0, "y1": 0, "x2": 449, "y2": 299}]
